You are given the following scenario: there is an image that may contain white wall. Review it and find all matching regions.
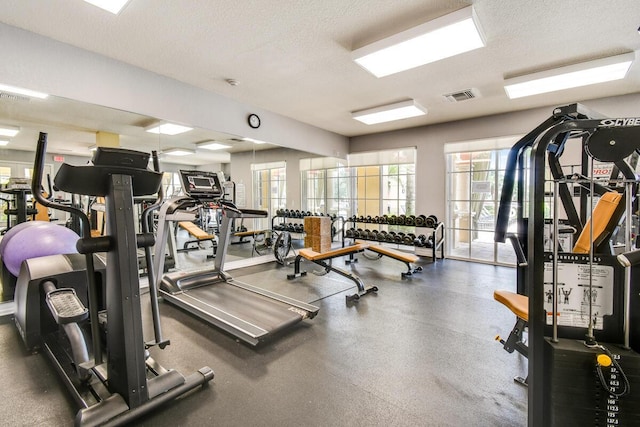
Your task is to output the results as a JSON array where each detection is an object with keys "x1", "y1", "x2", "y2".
[
  {"x1": 0, "y1": 23, "x2": 349, "y2": 159},
  {"x1": 350, "y1": 93, "x2": 640, "y2": 223}
]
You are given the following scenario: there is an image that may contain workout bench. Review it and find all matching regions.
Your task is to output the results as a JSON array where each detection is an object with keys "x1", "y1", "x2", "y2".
[
  {"x1": 350, "y1": 242, "x2": 422, "y2": 278},
  {"x1": 287, "y1": 243, "x2": 378, "y2": 302},
  {"x1": 178, "y1": 221, "x2": 217, "y2": 259}
]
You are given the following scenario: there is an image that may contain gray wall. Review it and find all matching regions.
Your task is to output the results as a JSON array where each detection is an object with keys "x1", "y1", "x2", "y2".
[{"x1": 350, "y1": 93, "x2": 640, "y2": 223}]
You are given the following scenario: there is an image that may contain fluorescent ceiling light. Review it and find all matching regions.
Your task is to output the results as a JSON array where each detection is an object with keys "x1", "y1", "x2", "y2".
[
  {"x1": 352, "y1": 100, "x2": 427, "y2": 125},
  {"x1": 352, "y1": 6, "x2": 485, "y2": 78},
  {"x1": 0, "y1": 140, "x2": 9, "y2": 146},
  {"x1": 83, "y1": 0, "x2": 131, "y2": 14},
  {"x1": 197, "y1": 141, "x2": 231, "y2": 150},
  {"x1": 163, "y1": 148, "x2": 195, "y2": 156},
  {"x1": 0, "y1": 83, "x2": 48, "y2": 99},
  {"x1": 0, "y1": 124, "x2": 20, "y2": 137},
  {"x1": 504, "y1": 52, "x2": 635, "y2": 99},
  {"x1": 243, "y1": 137, "x2": 267, "y2": 145},
  {"x1": 145, "y1": 123, "x2": 193, "y2": 136}
]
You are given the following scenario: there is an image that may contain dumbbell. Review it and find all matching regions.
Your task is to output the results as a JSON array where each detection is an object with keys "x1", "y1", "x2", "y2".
[
  {"x1": 346, "y1": 228, "x2": 355, "y2": 238},
  {"x1": 424, "y1": 235, "x2": 435, "y2": 248},
  {"x1": 397, "y1": 215, "x2": 406, "y2": 225},
  {"x1": 388, "y1": 215, "x2": 397, "y2": 225},
  {"x1": 425, "y1": 215, "x2": 438, "y2": 228},
  {"x1": 415, "y1": 214, "x2": 426, "y2": 227},
  {"x1": 405, "y1": 215, "x2": 415, "y2": 226},
  {"x1": 378, "y1": 230, "x2": 387, "y2": 241},
  {"x1": 403, "y1": 234, "x2": 414, "y2": 245}
]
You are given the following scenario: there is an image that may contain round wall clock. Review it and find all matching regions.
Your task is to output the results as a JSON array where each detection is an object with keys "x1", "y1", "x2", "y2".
[{"x1": 248, "y1": 114, "x2": 261, "y2": 128}]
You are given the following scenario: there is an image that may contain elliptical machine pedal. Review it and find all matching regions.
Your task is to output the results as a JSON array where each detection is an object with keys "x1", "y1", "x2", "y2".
[{"x1": 45, "y1": 288, "x2": 88, "y2": 324}]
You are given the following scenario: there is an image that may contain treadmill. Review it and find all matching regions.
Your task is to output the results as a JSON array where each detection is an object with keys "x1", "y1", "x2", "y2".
[{"x1": 152, "y1": 170, "x2": 319, "y2": 345}]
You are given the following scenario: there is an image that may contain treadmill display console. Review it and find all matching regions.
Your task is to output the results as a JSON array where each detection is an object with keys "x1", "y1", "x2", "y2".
[{"x1": 179, "y1": 170, "x2": 222, "y2": 199}]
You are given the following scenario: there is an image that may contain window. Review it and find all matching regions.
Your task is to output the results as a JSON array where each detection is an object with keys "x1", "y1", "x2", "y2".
[
  {"x1": 0, "y1": 161, "x2": 53, "y2": 230},
  {"x1": 163, "y1": 172, "x2": 182, "y2": 198},
  {"x1": 300, "y1": 148, "x2": 415, "y2": 220},
  {"x1": 445, "y1": 137, "x2": 520, "y2": 265},
  {"x1": 252, "y1": 161, "x2": 286, "y2": 229}
]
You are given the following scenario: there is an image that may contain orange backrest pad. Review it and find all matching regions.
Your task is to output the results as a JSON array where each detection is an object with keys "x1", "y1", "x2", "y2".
[{"x1": 572, "y1": 191, "x2": 622, "y2": 254}]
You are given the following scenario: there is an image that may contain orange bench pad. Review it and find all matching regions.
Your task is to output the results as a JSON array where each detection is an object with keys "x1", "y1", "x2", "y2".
[
  {"x1": 366, "y1": 245, "x2": 418, "y2": 264},
  {"x1": 298, "y1": 243, "x2": 368, "y2": 261},
  {"x1": 494, "y1": 290, "x2": 528, "y2": 322},
  {"x1": 178, "y1": 221, "x2": 215, "y2": 240}
]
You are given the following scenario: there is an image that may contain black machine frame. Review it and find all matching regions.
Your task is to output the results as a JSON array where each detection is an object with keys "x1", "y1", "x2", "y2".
[
  {"x1": 15, "y1": 134, "x2": 213, "y2": 426},
  {"x1": 496, "y1": 106, "x2": 640, "y2": 426}
]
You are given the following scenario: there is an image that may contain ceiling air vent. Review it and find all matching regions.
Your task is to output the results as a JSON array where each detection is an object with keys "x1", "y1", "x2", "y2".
[
  {"x1": 443, "y1": 88, "x2": 479, "y2": 103},
  {"x1": 0, "y1": 92, "x2": 30, "y2": 102}
]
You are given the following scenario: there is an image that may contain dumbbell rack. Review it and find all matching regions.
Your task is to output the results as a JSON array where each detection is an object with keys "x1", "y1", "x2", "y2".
[
  {"x1": 344, "y1": 215, "x2": 445, "y2": 260},
  {"x1": 271, "y1": 210, "x2": 345, "y2": 244}
]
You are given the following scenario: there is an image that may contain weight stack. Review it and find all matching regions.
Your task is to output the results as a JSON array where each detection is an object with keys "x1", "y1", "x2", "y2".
[{"x1": 542, "y1": 338, "x2": 640, "y2": 426}]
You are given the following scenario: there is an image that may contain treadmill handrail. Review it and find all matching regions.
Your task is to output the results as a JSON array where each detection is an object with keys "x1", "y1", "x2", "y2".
[{"x1": 219, "y1": 200, "x2": 267, "y2": 218}]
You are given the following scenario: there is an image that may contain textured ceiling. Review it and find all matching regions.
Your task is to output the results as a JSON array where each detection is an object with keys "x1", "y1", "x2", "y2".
[{"x1": 1, "y1": 0, "x2": 640, "y2": 154}]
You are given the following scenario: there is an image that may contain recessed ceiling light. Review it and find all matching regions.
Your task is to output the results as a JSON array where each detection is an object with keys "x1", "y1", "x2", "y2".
[
  {"x1": 197, "y1": 141, "x2": 231, "y2": 150},
  {"x1": 163, "y1": 148, "x2": 195, "y2": 156},
  {"x1": 83, "y1": 0, "x2": 131, "y2": 14},
  {"x1": 0, "y1": 140, "x2": 9, "y2": 146},
  {"x1": 145, "y1": 123, "x2": 193, "y2": 136},
  {"x1": 352, "y1": 100, "x2": 427, "y2": 125},
  {"x1": 0, "y1": 83, "x2": 48, "y2": 99},
  {"x1": 243, "y1": 137, "x2": 268, "y2": 145},
  {"x1": 0, "y1": 124, "x2": 20, "y2": 137},
  {"x1": 504, "y1": 52, "x2": 635, "y2": 99},
  {"x1": 352, "y1": 6, "x2": 485, "y2": 78}
]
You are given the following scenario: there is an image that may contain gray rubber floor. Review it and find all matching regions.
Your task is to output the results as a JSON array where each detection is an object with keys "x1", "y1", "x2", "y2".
[{"x1": 0, "y1": 249, "x2": 527, "y2": 426}]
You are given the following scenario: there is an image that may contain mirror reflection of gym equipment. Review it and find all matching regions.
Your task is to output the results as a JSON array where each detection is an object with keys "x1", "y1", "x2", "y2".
[{"x1": 494, "y1": 104, "x2": 640, "y2": 426}]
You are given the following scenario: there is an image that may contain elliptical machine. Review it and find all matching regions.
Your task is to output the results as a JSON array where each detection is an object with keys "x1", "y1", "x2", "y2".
[{"x1": 15, "y1": 132, "x2": 213, "y2": 426}]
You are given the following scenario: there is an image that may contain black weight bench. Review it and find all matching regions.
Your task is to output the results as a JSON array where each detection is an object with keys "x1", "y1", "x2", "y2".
[
  {"x1": 287, "y1": 243, "x2": 378, "y2": 302},
  {"x1": 356, "y1": 243, "x2": 423, "y2": 278}
]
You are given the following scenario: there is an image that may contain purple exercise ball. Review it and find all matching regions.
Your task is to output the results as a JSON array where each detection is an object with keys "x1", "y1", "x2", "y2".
[
  {"x1": 2, "y1": 222, "x2": 79, "y2": 276},
  {"x1": 0, "y1": 221, "x2": 45, "y2": 256}
]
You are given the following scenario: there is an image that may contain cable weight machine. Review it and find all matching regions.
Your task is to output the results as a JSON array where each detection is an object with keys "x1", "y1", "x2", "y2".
[{"x1": 525, "y1": 115, "x2": 640, "y2": 426}]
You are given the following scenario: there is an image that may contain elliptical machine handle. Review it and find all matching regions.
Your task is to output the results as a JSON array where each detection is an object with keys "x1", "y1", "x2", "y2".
[
  {"x1": 32, "y1": 132, "x2": 104, "y2": 365},
  {"x1": 32, "y1": 132, "x2": 92, "y2": 239},
  {"x1": 141, "y1": 150, "x2": 171, "y2": 348}
]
